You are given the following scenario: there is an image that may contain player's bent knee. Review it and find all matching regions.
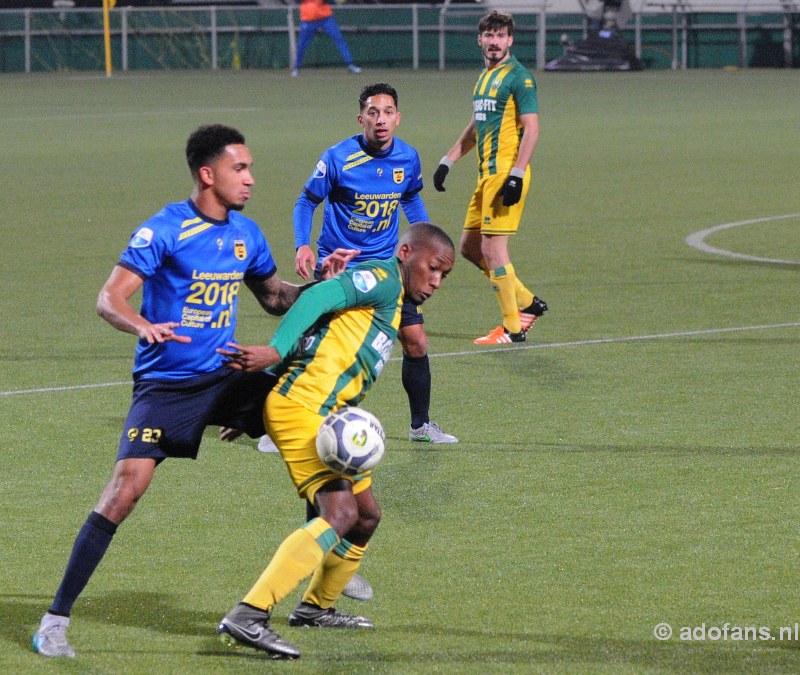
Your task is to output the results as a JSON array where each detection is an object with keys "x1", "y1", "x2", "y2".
[
  {"x1": 325, "y1": 507, "x2": 360, "y2": 538},
  {"x1": 95, "y1": 487, "x2": 141, "y2": 524},
  {"x1": 400, "y1": 331, "x2": 428, "y2": 358},
  {"x1": 358, "y1": 508, "x2": 381, "y2": 537},
  {"x1": 96, "y1": 469, "x2": 154, "y2": 523},
  {"x1": 317, "y1": 491, "x2": 360, "y2": 538},
  {"x1": 354, "y1": 495, "x2": 381, "y2": 535},
  {"x1": 343, "y1": 508, "x2": 381, "y2": 546}
]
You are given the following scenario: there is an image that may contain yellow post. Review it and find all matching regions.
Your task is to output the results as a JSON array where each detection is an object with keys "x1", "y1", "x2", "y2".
[
  {"x1": 102, "y1": 0, "x2": 115, "y2": 77},
  {"x1": 231, "y1": 36, "x2": 241, "y2": 71}
]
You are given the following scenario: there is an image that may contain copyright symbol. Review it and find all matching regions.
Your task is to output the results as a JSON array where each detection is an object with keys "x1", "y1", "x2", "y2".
[{"x1": 654, "y1": 622, "x2": 672, "y2": 640}]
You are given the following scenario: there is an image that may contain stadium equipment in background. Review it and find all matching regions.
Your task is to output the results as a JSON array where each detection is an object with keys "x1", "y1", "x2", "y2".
[{"x1": 545, "y1": 0, "x2": 643, "y2": 71}]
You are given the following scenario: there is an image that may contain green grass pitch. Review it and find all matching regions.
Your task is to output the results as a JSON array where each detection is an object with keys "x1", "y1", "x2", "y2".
[{"x1": 1, "y1": 66, "x2": 799, "y2": 673}]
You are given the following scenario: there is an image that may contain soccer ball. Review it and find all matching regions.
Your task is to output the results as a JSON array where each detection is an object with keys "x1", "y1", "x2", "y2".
[{"x1": 316, "y1": 406, "x2": 386, "y2": 476}]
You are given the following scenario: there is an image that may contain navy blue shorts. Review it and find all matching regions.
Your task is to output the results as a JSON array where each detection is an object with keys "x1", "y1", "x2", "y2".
[
  {"x1": 400, "y1": 300, "x2": 424, "y2": 328},
  {"x1": 117, "y1": 368, "x2": 277, "y2": 461}
]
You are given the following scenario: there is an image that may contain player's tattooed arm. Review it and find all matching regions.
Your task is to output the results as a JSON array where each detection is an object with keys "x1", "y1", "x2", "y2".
[
  {"x1": 246, "y1": 274, "x2": 304, "y2": 316},
  {"x1": 246, "y1": 248, "x2": 359, "y2": 316}
]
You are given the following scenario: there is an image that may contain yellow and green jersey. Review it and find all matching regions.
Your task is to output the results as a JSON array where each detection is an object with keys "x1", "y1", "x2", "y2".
[
  {"x1": 270, "y1": 257, "x2": 403, "y2": 416},
  {"x1": 471, "y1": 55, "x2": 538, "y2": 178}
]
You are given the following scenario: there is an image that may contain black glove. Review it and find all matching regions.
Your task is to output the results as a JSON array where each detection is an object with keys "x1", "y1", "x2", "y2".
[
  {"x1": 498, "y1": 170, "x2": 524, "y2": 207},
  {"x1": 432, "y1": 162, "x2": 450, "y2": 192}
]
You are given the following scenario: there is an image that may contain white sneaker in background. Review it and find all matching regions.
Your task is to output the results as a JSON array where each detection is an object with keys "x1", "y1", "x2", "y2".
[{"x1": 257, "y1": 435, "x2": 279, "y2": 453}]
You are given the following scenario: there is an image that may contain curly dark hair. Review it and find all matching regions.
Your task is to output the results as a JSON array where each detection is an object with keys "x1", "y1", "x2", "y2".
[{"x1": 185, "y1": 124, "x2": 245, "y2": 178}]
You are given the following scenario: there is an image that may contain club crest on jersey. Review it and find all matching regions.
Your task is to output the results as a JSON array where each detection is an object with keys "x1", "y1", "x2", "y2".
[
  {"x1": 130, "y1": 227, "x2": 153, "y2": 248},
  {"x1": 393, "y1": 168, "x2": 404, "y2": 184},
  {"x1": 490, "y1": 76, "x2": 503, "y2": 94},
  {"x1": 313, "y1": 160, "x2": 327, "y2": 179},
  {"x1": 353, "y1": 270, "x2": 378, "y2": 293},
  {"x1": 234, "y1": 239, "x2": 247, "y2": 260},
  {"x1": 300, "y1": 335, "x2": 316, "y2": 352}
]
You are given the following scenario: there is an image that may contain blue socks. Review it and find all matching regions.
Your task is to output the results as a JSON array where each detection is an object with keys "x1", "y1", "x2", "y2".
[
  {"x1": 402, "y1": 354, "x2": 431, "y2": 429},
  {"x1": 49, "y1": 511, "x2": 117, "y2": 617}
]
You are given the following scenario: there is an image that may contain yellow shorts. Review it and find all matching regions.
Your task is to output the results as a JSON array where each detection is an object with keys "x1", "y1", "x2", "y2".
[
  {"x1": 265, "y1": 390, "x2": 373, "y2": 505},
  {"x1": 463, "y1": 167, "x2": 530, "y2": 236}
]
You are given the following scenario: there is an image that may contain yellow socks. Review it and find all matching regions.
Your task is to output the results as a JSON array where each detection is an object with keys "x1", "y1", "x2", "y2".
[
  {"x1": 243, "y1": 517, "x2": 339, "y2": 611},
  {"x1": 489, "y1": 264, "x2": 523, "y2": 333},
  {"x1": 483, "y1": 259, "x2": 534, "y2": 314},
  {"x1": 515, "y1": 280, "x2": 535, "y2": 313},
  {"x1": 302, "y1": 539, "x2": 368, "y2": 609}
]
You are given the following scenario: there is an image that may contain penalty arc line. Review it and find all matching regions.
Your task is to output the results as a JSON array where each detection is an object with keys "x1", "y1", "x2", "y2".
[
  {"x1": 2, "y1": 322, "x2": 799, "y2": 397},
  {"x1": 685, "y1": 213, "x2": 800, "y2": 265}
]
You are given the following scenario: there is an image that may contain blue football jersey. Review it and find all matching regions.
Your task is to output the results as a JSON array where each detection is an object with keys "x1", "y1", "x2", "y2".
[
  {"x1": 118, "y1": 200, "x2": 276, "y2": 380},
  {"x1": 298, "y1": 135, "x2": 429, "y2": 263}
]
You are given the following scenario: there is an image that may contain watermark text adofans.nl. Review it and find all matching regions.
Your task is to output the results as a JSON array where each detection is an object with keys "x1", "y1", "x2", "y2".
[{"x1": 653, "y1": 623, "x2": 800, "y2": 641}]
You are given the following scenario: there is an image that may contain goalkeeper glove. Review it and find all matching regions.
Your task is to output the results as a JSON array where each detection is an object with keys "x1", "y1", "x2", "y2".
[
  {"x1": 498, "y1": 168, "x2": 525, "y2": 207},
  {"x1": 432, "y1": 156, "x2": 453, "y2": 192}
]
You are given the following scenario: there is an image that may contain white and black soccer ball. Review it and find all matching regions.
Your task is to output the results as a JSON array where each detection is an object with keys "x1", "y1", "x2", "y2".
[{"x1": 316, "y1": 406, "x2": 386, "y2": 476}]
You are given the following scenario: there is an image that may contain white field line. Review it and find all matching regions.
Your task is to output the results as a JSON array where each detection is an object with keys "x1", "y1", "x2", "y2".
[
  {"x1": 1, "y1": 381, "x2": 130, "y2": 397},
  {"x1": 685, "y1": 213, "x2": 800, "y2": 265},
  {"x1": 3, "y1": 322, "x2": 799, "y2": 398},
  {"x1": 427, "y1": 322, "x2": 800, "y2": 359}
]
